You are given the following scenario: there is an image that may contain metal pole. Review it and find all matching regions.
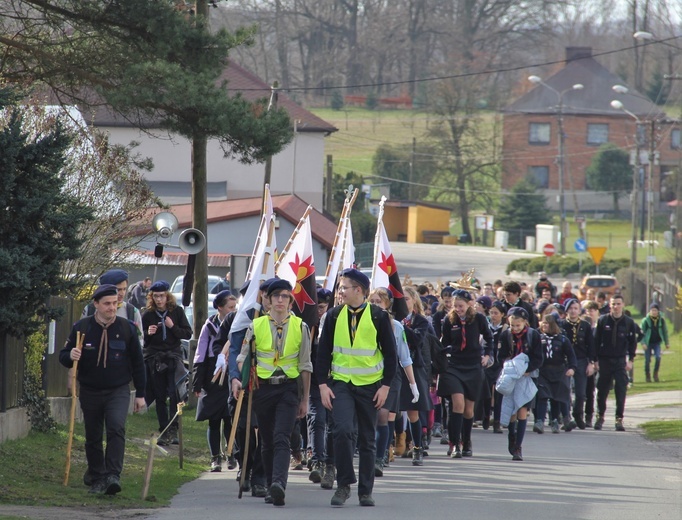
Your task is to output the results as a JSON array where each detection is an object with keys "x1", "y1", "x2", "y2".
[
  {"x1": 630, "y1": 135, "x2": 640, "y2": 268},
  {"x1": 646, "y1": 120, "x2": 656, "y2": 310},
  {"x1": 557, "y1": 105, "x2": 566, "y2": 256}
]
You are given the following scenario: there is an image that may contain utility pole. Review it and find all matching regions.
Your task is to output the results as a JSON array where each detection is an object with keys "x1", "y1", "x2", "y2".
[
  {"x1": 645, "y1": 120, "x2": 657, "y2": 310},
  {"x1": 408, "y1": 137, "x2": 416, "y2": 200}
]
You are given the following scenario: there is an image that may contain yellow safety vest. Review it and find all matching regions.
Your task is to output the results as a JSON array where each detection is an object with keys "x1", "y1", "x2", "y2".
[
  {"x1": 253, "y1": 315, "x2": 302, "y2": 379},
  {"x1": 331, "y1": 306, "x2": 384, "y2": 385}
]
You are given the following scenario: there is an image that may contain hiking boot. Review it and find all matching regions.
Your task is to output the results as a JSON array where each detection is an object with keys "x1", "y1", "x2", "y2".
[
  {"x1": 533, "y1": 420, "x2": 544, "y2": 434},
  {"x1": 251, "y1": 484, "x2": 267, "y2": 498},
  {"x1": 563, "y1": 418, "x2": 576, "y2": 432},
  {"x1": 157, "y1": 430, "x2": 171, "y2": 447},
  {"x1": 645, "y1": 372, "x2": 652, "y2": 383},
  {"x1": 210, "y1": 455, "x2": 222, "y2": 472},
  {"x1": 402, "y1": 442, "x2": 413, "y2": 458},
  {"x1": 551, "y1": 419, "x2": 560, "y2": 434},
  {"x1": 104, "y1": 475, "x2": 122, "y2": 496},
  {"x1": 440, "y1": 431, "x2": 450, "y2": 444},
  {"x1": 585, "y1": 416, "x2": 593, "y2": 429},
  {"x1": 320, "y1": 465, "x2": 335, "y2": 489},
  {"x1": 412, "y1": 447, "x2": 424, "y2": 466},
  {"x1": 290, "y1": 453, "x2": 303, "y2": 470},
  {"x1": 310, "y1": 461, "x2": 323, "y2": 483},
  {"x1": 394, "y1": 432, "x2": 406, "y2": 456},
  {"x1": 432, "y1": 423, "x2": 443, "y2": 438},
  {"x1": 451, "y1": 444, "x2": 462, "y2": 459},
  {"x1": 227, "y1": 454, "x2": 237, "y2": 470},
  {"x1": 359, "y1": 494, "x2": 375, "y2": 506},
  {"x1": 575, "y1": 417, "x2": 586, "y2": 430},
  {"x1": 594, "y1": 415, "x2": 604, "y2": 430},
  {"x1": 83, "y1": 469, "x2": 94, "y2": 487},
  {"x1": 331, "y1": 485, "x2": 350, "y2": 506},
  {"x1": 654, "y1": 372, "x2": 660, "y2": 383},
  {"x1": 512, "y1": 446, "x2": 523, "y2": 461},
  {"x1": 462, "y1": 440, "x2": 473, "y2": 457},
  {"x1": 482, "y1": 416, "x2": 490, "y2": 430},
  {"x1": 493, "y1": 421, "x2": 503, "y2": 434},
  {"x1": 508, "y1": 430, "x2": 517, "y2": 456},
  {"x1": 374, "y1": 457, "x2": 385, "y2": 476},
  {"x1": 615, "y1": 418, "x2": 625, "y2": 432},
  {"x1": 264, "y1": 492, "x2": 273, "y2": 504},
  {"x1": 168, "y1": 425, "x2": 179, "y2": 445},
  {"x1": 269, "y1": 482, "x2": 285, "y2": 506},
  {"x1": 88, "y1": 479, "x2": 107, "y2": 495}
]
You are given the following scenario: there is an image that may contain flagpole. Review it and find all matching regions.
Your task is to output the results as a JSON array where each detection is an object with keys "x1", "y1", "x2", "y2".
[
  {"x1": 371, "y1": 196, "x2": 387, "y2": 286},
  {"x1": 338, "y1": 188, "x2": 359, "y2": 269},
  {"x1": 246, "y1": 184, "x2": 272, "y2": 280},
  {"x1": 274, "y1": 205, "x2": 313, "y2": 271},
  {"x1": 323, "y1": 186, "x2": 358, "y2": 289}
]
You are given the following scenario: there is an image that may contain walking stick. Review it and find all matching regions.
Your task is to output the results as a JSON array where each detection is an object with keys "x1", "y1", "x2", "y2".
[
  {"x1": 177, "y1": 402, "x2": 185, "y2": 469},
  {"x1": 226, "y1": 388, "x2": 244, "y2": 455},
  {"x1": 63, "y1": 331, "x2": 84, "y2": 486},
  {"x1": 141, "y1": 433, "x2": 158, "y2": 500}
]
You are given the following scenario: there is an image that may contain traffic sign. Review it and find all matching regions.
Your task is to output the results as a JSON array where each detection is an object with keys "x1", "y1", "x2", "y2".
[
  {"x1": 542, "y1": 243, "x2": 556, "y2": 257},
  {"x1": 574, "y1": 238, "x2": 587, "y2": 252},
  {"x1": 588, "y1": 246, "x2": 607, "y2": 265}
]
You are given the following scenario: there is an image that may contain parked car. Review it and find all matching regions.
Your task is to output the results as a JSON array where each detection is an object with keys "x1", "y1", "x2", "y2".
[
  {"x1": 577, "y1": 275, "x2": 622, "y2": 300},
  {"x1": 170, "y1": 275, "x2": 222, "y2": 305}
]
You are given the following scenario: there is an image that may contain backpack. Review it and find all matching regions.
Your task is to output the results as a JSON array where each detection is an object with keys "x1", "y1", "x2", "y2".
[{"x1": 85, "y1": 301, "x2": 135, "y2": 322}]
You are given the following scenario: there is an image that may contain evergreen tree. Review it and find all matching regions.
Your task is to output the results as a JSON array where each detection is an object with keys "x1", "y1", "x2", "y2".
[
  {"x1": 0, "y1": 88, "x2": 92, "y2": 338},
  {"x1": 497, "y1": 178, "x2": 550, "y2": 248},
  {"x1": 585, "y1": 143, "x2": 632, "y2": 215}
]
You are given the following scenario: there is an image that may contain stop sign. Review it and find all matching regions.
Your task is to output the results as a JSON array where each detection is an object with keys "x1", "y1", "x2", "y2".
[{"x1": 543, "y1": 243, "x2": 556, "y2": 257}]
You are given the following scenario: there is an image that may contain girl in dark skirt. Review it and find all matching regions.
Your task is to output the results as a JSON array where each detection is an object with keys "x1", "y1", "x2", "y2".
[
  {"x1": 400, "y1": 286, "x2": 435, "y2": 466},
  {"x1": 534, "y1": 314, "x2": 577, "y2": 434},
  {"x1": 438, "y1": 289, "x2": 493, "y2": 458},
  {"x1": 192, "y1": 291, "x2": 237, "y2": 472},
  {"x1": 498, "y1": 307, "x2": 543, "y2": 461},
  {"x1": 368, "y1": 288, "x2": 418, "y2": 475},
  {"x1": 485, "y1": 300, "x2": 508, "y2": 433}
]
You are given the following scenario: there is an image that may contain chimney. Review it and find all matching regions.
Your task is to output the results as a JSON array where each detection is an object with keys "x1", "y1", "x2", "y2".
[{"x1": 565, "y1": 47, "x2": 592, "y2": 63}]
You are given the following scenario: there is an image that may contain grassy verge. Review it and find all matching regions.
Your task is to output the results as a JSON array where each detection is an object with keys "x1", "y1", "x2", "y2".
[
  {"x1": 0, "y1": 406, "x2": 210, "y2": 508},
  {"x1": 640, "y1": 420, "x2": 682, "y2": 440}
]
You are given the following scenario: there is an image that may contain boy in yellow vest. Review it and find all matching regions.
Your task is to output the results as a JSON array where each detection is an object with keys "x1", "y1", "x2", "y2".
[
  {"x1": 237, "y1": 279, "x2": 312, "y2": 507},
  {"x1": 317, "y1": 268, "x2": 397, "y2": 507}
]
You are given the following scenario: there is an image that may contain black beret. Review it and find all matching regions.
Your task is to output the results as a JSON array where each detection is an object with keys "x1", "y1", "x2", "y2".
[
  {"x1": 259, "y1": 277, "x2": 279, "y2": 292},
  {"x1": 507, "y1": 306, "x2": 529, "y2": 320},
  {"x1": 536, "y1": 300, "x2": 550, "y2": 315},
  {"x1": 317, "y1": 288, "x2": 333, "y2": 303},
  {"x1": 267, "y1": 279, "x2": 293, "y2": 296},
  {"x1": 99, "y1": 269, "x2": 128, "y2": 285},
  {"x1": 491, "y1": 300, "x2": 507, "y2": 314},
  {"x1": 452, "y1": 289, "x2": 472, "y2": 302},
  {"x1": 563, "y1": 298, "x2": 580, "y2": 313},
  {"x1": 93, "y1": 284, "x2": 118, "y2": 301},
  {"x1": 150, "y1": 280, "x2": 170, "y2": 292},
  {"x1": 213, "y1": 290, "x2": 232, "y2": 309},
  {"x1": 476, "y1": 295, "x2": 492, "y2": 310},
  {"x1": 341, "y1": 268, "x2": 370, "y2": 289},
  {"x1": 440, "y1": 286, "x2": 455, "y2": 297},
  {"x1": 650, "y1": 303, "x2": 660, "y2": 310}
]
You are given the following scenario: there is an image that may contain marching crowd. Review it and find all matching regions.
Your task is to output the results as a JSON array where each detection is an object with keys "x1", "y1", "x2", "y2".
[{"x1": 59, "y1": 267, "x2": 671, "y2": 506}]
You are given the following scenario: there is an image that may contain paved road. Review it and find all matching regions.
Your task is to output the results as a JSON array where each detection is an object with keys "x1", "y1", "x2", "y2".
[
  {"x1": 142, "y1": 392, "x2": 681, "y2": 520},
  {"x1": 389, "y1": 242, "x2": 538, "y2": 285}
]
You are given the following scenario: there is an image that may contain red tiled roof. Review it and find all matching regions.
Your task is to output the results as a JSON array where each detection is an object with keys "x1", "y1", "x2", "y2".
[{"x1": 142, "y1": 194, "x2": 337, "y2": 250}]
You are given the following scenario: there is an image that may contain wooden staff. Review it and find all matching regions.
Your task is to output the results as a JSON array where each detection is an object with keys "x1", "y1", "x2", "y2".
[
  {"x1": 370, "y1": 196, "x2": 388, "y2": 285},
  {"x1": 226, "y1": 388, "x2": 243, "y2": 456},
  {"x1": 141, "y1": 433, "x2": 157, "y2": 500},
  {"x1": 63, "y1": 331, "x2": 84, "y2": 486},
  {"x1": 177, "y1": 402, "x2": 184, "y2": 469},
  {"x1": 323, "y1": 186, "x2": 359, "y2": 291}
]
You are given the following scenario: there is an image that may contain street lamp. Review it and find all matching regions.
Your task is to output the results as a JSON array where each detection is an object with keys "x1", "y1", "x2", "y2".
[
  {"x1": 528, "y1": 75, "x2": 584, "y2": 256},
  {"x1": 610, "y1": 96, "x2": 657, "y2": 309}
]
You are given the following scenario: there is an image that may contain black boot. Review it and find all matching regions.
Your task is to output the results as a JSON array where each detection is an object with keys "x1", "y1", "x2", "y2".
[{"x1": 646, "y1": 370, "x2": 652, "y2": 383}]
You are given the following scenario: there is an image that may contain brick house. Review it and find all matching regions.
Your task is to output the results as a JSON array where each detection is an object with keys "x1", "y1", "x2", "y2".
[{"x1": 501, "y1": 47, "x2": 680, "y2": 213}]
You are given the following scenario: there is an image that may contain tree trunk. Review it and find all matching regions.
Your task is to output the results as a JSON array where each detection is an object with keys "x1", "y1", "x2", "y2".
[
  {"x1": 274, "y1": 0, "x2": 291, "y2": 88},
  {"x1": 191, "y1": 133, "x2": 208, "y2": 336}
]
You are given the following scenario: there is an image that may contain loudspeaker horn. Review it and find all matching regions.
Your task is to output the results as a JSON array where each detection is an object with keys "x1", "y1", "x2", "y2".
[
  {"x1": 152, "y1": 211, "x2": 179, "y2": 240},
  {"x1": 178, "y1": 228, "x2": 206, "y2": 255}
]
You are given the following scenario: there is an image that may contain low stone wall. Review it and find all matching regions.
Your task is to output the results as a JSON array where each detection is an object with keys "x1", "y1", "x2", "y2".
[{"x1": 0, "y1": 407, "x2": 30, "y2": 444}]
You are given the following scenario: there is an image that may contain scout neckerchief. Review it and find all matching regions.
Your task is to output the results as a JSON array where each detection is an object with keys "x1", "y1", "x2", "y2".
[
  {"x1": 348, "y1": 304, "x2": 367, "y2": 342},
  {"x1": 155, "y1": 309, "x2": 169, "y2": 340},
  {"x1": 94, "y1": 311, "x2": 116, "y2": 368},
  {"x1": 269, "y1": 314, "x2": 290, "y2": 366},
  {"x1": 512, "y1": 326, "x2": 528, "y2": 355}
]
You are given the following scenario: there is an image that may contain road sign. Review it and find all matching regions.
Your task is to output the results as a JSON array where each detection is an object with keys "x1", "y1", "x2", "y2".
[
  {"x1": 588, "y1": 246, "x2": 607, "y2": 265},
  {"x1": 574, "y1": 238, "x2": 587, "y2": 252},
  {"x1": 542, "y1": 243, "x2": 555, "y2": 257}
]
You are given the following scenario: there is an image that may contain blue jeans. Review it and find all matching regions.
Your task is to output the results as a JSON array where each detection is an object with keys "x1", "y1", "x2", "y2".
[{"x1": 644, "y1": 343, "x2": 661, "y2": 374}]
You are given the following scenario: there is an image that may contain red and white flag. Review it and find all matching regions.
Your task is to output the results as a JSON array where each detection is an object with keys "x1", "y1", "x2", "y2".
[
  {"x1": 371, "y1": 197, "x2": 408, "y2": 320},
  {"x1": 323, "y1": 215, "x2": 355, "y2": 291},
  {"x1": 276, "y1": 209, "x2": 318, "y2": 328}
]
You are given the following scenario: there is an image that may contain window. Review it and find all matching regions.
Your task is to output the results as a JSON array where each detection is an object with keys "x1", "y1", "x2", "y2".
[
  {"x1": 529, "y1": 123, "x2": 550, "y2": 144},
  {"x1": 587, "y1": 123, "x2": 609, "y2": 145},
  {"x1": 528, "y1": 166, "x2": 549, "y2": 188},
  {"x1": 672, "y1": 129, "x2": 680, "y2": 150}
]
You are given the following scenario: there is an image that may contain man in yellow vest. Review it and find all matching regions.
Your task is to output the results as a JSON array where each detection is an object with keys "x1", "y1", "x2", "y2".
[
  {"x1": 237, "y1": 279, "x2": 312, "y2": 507},
  {"x1": 317, "y1": 268, "x2": 397, "y2": 507}
]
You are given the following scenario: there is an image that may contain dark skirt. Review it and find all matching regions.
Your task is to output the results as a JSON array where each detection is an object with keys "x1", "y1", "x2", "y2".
[
  {"x1": 195, "y1": 382, "x2": 231, "y2": 421},
  {"x1": 536, "y1": 365, "x2": 572, "y2": 404},
  {"x1": 384, "y1": 372, "x2": 402, "y2": 413},
  {"x1": 399, "y1": 365, "x2": 433, "y2": 411},
  {"x1": 437, "y1": 363, "x2": 485, "y2": 402}
]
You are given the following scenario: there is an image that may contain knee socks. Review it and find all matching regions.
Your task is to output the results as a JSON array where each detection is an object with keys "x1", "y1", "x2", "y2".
[
  {"x1": 461, "y1": 416, "x2": 473, "y2": 444},
  {"x1": 387, "y1": 420, "x2": 395, "y2": 449},
  {"x1": 449, "y1": 412, "x2": 463, "y2": 446},
  {"x1": 516, "y1": 419, "x2": 527, "y2": 447},
  {"x1": 410, "y1": 419, "x2": 423, "y2": 449},
  {"x1": 375, "y1": 424, "x2": 390, "y2": 461}
]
